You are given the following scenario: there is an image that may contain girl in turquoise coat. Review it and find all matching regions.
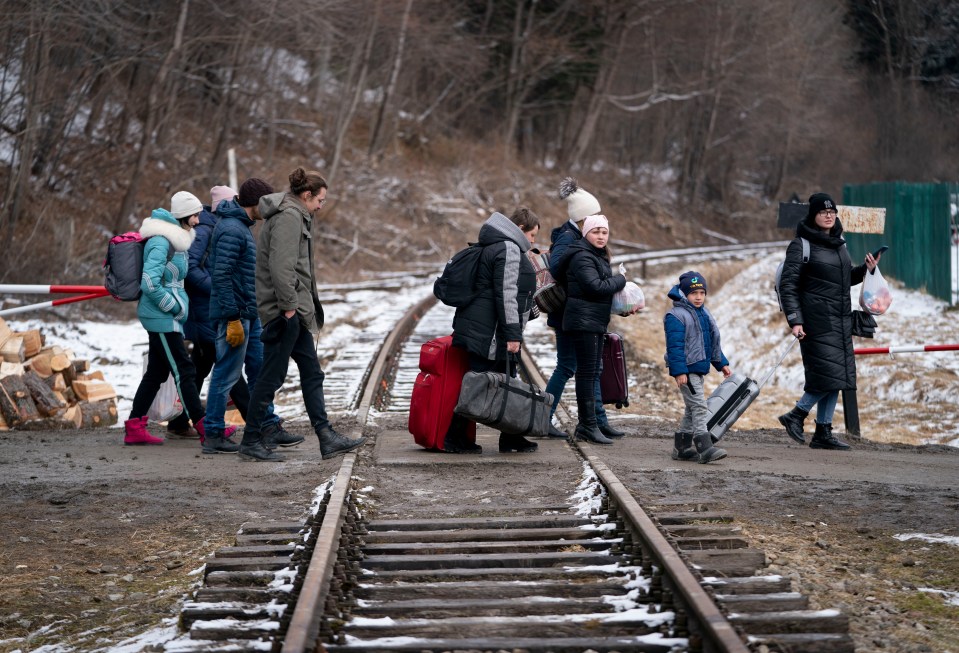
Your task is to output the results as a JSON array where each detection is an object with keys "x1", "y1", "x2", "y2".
[{"x1": 124, "y1": 191, "x2": 236, "y2": 447}]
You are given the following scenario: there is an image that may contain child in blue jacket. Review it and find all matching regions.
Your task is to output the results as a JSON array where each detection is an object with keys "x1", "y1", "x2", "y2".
[{"x1": 663, "y1": 271, "x2": 731, "y2": 463}]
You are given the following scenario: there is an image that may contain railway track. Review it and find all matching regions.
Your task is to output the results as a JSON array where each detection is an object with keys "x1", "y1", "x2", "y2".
[{"x1": 162, "y1": 259, "x2": 855, "y2": 652}]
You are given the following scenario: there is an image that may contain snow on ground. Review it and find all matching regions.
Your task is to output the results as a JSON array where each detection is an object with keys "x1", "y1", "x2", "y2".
[
  {"x1": 710, "y1": 253, "x2": 959, "y2": 447},
  {"x1": 4, "y1": 255, "x2": 957, "y2": 448}
]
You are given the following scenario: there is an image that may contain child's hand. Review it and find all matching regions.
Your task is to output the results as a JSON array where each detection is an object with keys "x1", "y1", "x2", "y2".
[
  {"x1": 721, "y1": 365, "x2": 732, "y2": 378},
  {"x1": 674, "y1": 374, "x2": 688, "y2": 388}
]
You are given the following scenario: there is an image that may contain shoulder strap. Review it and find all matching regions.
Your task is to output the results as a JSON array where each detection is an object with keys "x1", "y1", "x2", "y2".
[{"x1": 799, "y1": 237, "x2": 809, "y2": 263}]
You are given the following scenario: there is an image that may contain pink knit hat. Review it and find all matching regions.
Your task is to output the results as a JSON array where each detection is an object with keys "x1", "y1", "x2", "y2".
[
  {"x1": 209, "y1": 185, "x2": 237, "y2": 212},
  {"x1": 582, "y1": 214, "x2": 609, "y2": 236}
]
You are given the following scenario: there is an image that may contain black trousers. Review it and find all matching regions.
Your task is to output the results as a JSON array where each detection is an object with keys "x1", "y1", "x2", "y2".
[
  {"x1": 571, "y1": 331, "x2": 604, "y2": 428},
  {"x1": 244, "y1": 316, "x2": 328, "y2": 436},
  {"x1": 130, "y1": 331, "x2": 205, "y2": 423},
  {"x1": 167, "y1": 340, "x2": 251, "y2": 429}
]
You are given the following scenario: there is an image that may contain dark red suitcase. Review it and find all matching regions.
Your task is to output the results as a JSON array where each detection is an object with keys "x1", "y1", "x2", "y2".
[
  {"x1": 600, "y1": 332, "x2": 629, "y2": 408},
  {"x1": 408, "y1": 335, "x2": 476, "y2": 450}
]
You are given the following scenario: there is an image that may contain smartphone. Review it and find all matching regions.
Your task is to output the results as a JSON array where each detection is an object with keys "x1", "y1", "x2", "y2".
[{"x1": 871, "y1": 245, "x2": 889, "y2": 258}]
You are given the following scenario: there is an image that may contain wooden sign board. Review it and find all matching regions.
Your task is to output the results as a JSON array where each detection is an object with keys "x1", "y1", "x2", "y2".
[{"x1": 777, "y1": 203, "x2": 886, "y2": 234}]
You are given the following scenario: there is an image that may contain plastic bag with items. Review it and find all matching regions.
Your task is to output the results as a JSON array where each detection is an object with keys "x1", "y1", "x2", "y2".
[
  {"x1": 859, "y1": 267, "x2": 892, "y2": 315},
  {"x1": 144, "y1": 353, "x2": 183, "y2": 423},
  {"x1": 611, "y1": 281, "x2": 645, "y2": 316}
]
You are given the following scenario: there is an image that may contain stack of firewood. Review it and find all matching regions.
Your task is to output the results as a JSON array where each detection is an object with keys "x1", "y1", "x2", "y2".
[{"x1": 0, "y1": 317, "x2": 119, "y2": 430}]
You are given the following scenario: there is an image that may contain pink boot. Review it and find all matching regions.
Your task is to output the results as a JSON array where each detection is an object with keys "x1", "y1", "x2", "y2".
[{"x1": 124, "y1": 416, "x2": 164, "y2": 446}]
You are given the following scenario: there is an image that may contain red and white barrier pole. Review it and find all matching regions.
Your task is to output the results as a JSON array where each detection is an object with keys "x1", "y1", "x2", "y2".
[
  {"x1": 856, "y1": 344, "x2": 959, "y2": 355},
  {"x1": 0, "y1": 284, "x2": 110, "y2": 318}
]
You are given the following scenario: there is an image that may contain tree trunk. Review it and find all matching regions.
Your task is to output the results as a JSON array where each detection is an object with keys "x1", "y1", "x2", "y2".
[
  {"x1": 113, "y1": 0, "x2": 190, "y2": 234},
  {"x1": 368, "y1": 0, "x2": 414, "y2": 159},
  {"x1": 330, "y1": 0, "x2": 380, "y2": 183}
]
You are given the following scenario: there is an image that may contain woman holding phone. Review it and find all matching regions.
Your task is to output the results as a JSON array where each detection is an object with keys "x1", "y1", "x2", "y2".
[{"x1": 777, "y1": 192, "x2": 881, "y2": 449}]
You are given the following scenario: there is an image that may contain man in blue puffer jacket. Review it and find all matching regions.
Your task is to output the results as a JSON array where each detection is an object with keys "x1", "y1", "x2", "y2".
[{"x1": 202, "y1": 178, "x2": 302, "y2": 454}]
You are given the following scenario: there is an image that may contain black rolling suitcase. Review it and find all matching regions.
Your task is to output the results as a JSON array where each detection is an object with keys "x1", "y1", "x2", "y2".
[
  {"x1": 705, "y1": 337, "x2": 798, "y2": 442},
  {"x1": 600, "y1": 332, "x2": 629, "y2": 408}
]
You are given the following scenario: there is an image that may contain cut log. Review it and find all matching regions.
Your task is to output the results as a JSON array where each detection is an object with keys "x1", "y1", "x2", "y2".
[
  {"x1": 1, "y1": 362, "x2": 26, "y2": 379},
  {"x1": 43, "y1": 373, "x2": 67, "y2": 393},
  {"x1": 27, "y1": 353, "x2": 53, "y2": 378},
  {"x1": 78, "y1": 370, "x2": 105, "y2": 382},
  {"x1": 62, "y1": 387, "x2": 76, "y2": 404},
  {"x1": 78, "y1": 399, "x2": 118, "y2": 429},
  {"x1": 60, "y1": 362, "x2": 77, "y2": 386},
  {"x1": 14, "y1": 330, "x2": 43, "y2": 358},
  {"x1": 0, "y1": 317, "x2": 10, "y2": 349},
  {"x1": 73, "y1": 359, "x2": 90, "y2": 374},
  {"x1": 22, "y1": 370, "x2": 66, "y2": 416},
  {"x1": 72, "y1": 379, "x2": 117, "y2": 402},
  {"x1": 0, "y1": 408, "x2": 7, "y2": 429},
  {"x1": 62, "y1": 403, "x2": 82, "y2": 428},
  {"x1": 20, "y1": 415, "x2": 80, "y2": 431},
  {"x1": 1, "y1": 336, "x2": 25, "y2": 363},
  {"x1": 50, "y1": 353, "x2": 72, "y2": 373},
  {"x1": 0, "y1": 374, "x2": 41, "y2": 426},
  {"x1": 38, "y1": 345, "x2": 64, "y2": 357}
]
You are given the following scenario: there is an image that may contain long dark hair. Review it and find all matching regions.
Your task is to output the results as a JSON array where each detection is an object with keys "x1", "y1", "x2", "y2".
[{"x1": 289, "y1": 167, "x2": 327, "y2": 196}]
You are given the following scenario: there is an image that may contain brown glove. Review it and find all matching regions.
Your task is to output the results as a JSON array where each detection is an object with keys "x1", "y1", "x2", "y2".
[{"x1": 225, "y1": 320, "x2": 245, "y2": 347}]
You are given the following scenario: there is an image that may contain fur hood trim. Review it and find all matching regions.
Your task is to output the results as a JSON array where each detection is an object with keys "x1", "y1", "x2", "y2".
[{"x1": 140, "y1": 209, "x2": 197, "y2": 252}]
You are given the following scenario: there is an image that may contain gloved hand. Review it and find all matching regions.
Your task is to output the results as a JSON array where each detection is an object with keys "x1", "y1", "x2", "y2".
[
  {"x1": 618, "y1": 262, "x2": 627, "y2": 275},
  {"x1": 226, "y1": 320, "x2": 245, "y2": 347}
]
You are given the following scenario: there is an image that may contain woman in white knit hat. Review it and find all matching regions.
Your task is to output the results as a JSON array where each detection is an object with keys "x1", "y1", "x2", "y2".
[{"x1": 541, "y1": 178, "x2": 625, "y2": 441}]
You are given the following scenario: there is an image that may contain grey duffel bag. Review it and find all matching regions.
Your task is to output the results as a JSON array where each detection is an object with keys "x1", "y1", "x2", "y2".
[{"x1": 454, "y1": 371, "x2": 554, "y2": 437}]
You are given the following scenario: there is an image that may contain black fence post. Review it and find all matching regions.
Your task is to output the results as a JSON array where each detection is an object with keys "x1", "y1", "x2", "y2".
[{"x1": 842, "y1": 389, "x2": 860, "y2": 437}]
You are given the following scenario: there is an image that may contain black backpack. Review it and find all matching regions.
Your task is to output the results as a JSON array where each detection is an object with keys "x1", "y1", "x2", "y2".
[
  {"x1": 103, "y1": 232, "x2": 175, "y2": 301},
  {"x1": 433, "y1": 243, "x2": 484, "y2": 307}
]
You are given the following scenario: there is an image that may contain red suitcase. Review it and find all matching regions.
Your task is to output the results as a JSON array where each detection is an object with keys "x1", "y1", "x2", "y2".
[
  {"x1": 600, "y1": 332, "x2": 629, "y2": 408},
  {"x1": 408, "y1": 335, "x2": 476, "y2": 450}
]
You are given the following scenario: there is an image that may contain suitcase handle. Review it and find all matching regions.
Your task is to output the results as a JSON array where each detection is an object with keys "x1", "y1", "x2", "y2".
[{"x1": 757, "y1": 336, "x2": 799, "y2": 389}]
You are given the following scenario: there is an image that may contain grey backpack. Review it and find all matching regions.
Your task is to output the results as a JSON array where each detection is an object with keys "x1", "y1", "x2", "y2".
[{"x1": 774, "y1": 237, "x2": 809, "y2": 312}]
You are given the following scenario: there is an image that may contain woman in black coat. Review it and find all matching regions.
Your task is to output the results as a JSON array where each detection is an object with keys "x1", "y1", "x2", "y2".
[
  {"x1": 777, "y1": 192, "x2": 880, "y2": 450},
  {"x1": 554, "y1": 215, "x2": 626, "y2": 444}
]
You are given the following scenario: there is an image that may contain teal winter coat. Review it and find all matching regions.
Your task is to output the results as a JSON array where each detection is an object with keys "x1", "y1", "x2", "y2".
[{"x1": 137, "y1": 209, "x2": 196, "y2": 333}]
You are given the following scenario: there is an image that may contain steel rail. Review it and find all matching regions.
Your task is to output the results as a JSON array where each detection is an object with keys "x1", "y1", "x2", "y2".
[
  {"x1": 520, "y1": 347, "x2": 750, "y2": 653},
  {"x1": 281, "y1": 293, "x2": 434, "y2": 652}
]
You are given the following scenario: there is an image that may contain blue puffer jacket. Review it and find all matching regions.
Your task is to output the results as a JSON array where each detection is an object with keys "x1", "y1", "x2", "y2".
[
  {"x1": 137, "y1": 209, "x2": 196, "y2": 334},
  {"x1": 545, "y1": 220, "x2": 581, "y2": 329},
  {"x1": 183, "y1": 207, "x2": 218, "y2": 342},
  {"x1": 208, "y1": 199, "x2": 258, "y2": 322},
  {"x1": 663, "y1": 285, "x2": 729, "y2": 376},
  {"x1": 554, "y1": 238, "x2": 626, "y2": 334}
]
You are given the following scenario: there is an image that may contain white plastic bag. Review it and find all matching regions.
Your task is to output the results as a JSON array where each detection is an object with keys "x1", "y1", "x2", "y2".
[
  {"x1": 611, "y1": 281, "x2": 645, "y2": 316},
  {"x1": 859, "y1": 267, "x2": 892, "y2": 316},
  {"x1": 143, "y1": 353, "x2": 183, "y2": 422}
]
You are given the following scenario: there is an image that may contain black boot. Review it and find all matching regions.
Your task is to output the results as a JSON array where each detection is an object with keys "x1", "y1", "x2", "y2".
[
  {"x1": 317, "y1": 425, "x2": 366, "y2": 460},
  {"x1": 547, "y1": 423, "x2": 568, "y2": 439},
  {"x1": 201, "y1": 428, "x2": 240, "y2": 454},
  {"x1": 499, "y1": 433, "x2": 538, "y2": 453},
  {"x1": 693, "y1": 432, "x2": 727, "y2": 464},
  {"x1": 238, "y1": 430, "x2": 285, "y2": 462},
  {"x1": 598, "y1": 423, "x2": 626, "y2": 438},
  {"x1": 443, "y1": 431, "x2": 482, "y2": 454},
  {"x1": 671, "y1": 431, "x2": 698, "y2": 461},
  {"x1": 778, "y1": 406, "x2": 809, "y2": 444},
  {"x1": 262, "y1": 420, "x2": 305, "y2": 450},
  {"x1": 574, "y1": 396, "x2": 614, "y2": 444},
  {"x1": 809, "y1": 423, "x2": 850, "y2": 450}
]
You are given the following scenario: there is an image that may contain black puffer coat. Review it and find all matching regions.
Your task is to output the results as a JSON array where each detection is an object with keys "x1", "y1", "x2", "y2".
[
  {"x1": 554, "y1": 239, "x2": 626, "y2": 333},
  {"x1": 779, "y1": 219, "x2": 866, "y2": 393},
  {"x1": 452, "y1": 212, "x2": 536, "y2": 360}
]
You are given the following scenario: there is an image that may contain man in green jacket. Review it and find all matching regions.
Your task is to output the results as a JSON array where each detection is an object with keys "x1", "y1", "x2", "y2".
[{"x1": 238, "y1": 167, "x2": 366, "y2": 462}]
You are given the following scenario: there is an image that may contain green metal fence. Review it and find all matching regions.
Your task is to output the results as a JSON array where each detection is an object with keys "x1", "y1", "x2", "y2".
[{"x1": 843, "y1": 182, "x2": 958, "y2": 305}]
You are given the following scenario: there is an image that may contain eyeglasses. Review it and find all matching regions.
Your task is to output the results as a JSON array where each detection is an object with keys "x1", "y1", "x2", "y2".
[{"x1": 818, "y1": 209, "x2": 838, "y2": 217}]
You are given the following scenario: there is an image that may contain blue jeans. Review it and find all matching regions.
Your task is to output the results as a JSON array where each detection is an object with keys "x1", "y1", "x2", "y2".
[
  {"x1": 796, "y1": 391, "x2": 839, "y2": 424},
  {"x1": 544, "y1": 328, "x2": 608, "y2": 424},
  {"x1": 204, "y1": 318, "x2": 278, "y2": 431}
]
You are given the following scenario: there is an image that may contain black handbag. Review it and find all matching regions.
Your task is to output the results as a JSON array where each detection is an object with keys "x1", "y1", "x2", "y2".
[{"x1": 851, "y1": 310, "x2": 877, "y2": 338}]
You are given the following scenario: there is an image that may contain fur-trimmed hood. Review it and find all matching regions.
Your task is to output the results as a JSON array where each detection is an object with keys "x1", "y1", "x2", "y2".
[{"x1": 140, "y1": 208, "x2": 197, "y2": 252}]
